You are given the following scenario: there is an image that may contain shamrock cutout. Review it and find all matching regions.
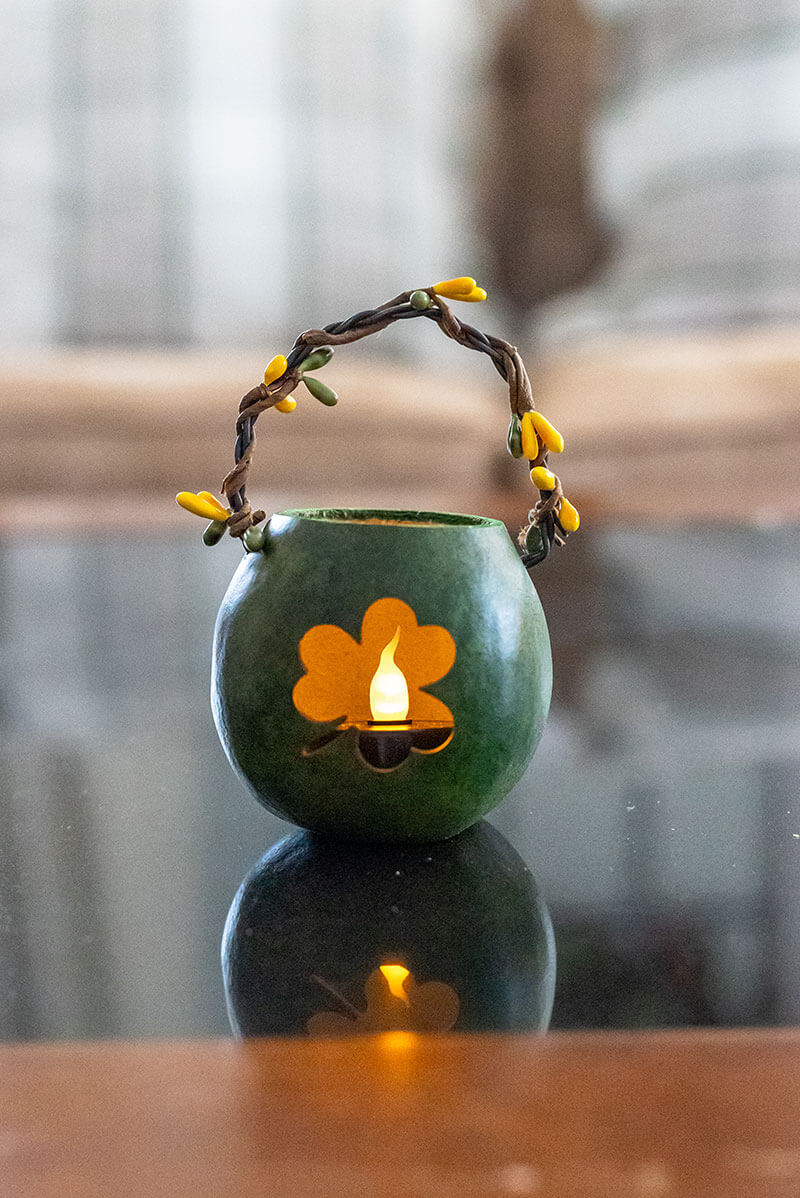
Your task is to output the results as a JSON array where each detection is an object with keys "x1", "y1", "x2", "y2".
[{"x1": 294, "y1": 598, "x2": 456, "y2": 768}]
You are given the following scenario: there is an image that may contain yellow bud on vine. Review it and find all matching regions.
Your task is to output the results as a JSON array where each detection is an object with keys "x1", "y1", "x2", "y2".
[
  {"x1": 530, "y1": 411, "x2": 564, "y2": 454},
  {"x1": 530, "y1": 466, "x2": 557, "y2": 490},
  {"x1": 264, "y1": 355, "x2": 288, "y2": 386},
  {"x1": 558, "y1": 498, "x2": 580, "y2": 532},
  {"x1": 433, "y1": 276, "x2": 477, "y2": 299},
  {"x1": 520, "y1": 412, "x2": 540, "y2": 460}
]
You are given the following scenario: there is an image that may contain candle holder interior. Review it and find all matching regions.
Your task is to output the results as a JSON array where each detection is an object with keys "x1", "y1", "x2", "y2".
[{"x1": 291, "y1": 572, "x2": 458, "y2": 772}]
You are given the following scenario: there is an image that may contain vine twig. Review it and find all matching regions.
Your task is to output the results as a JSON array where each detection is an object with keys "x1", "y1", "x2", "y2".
[{"x1": 175, "y1": 277, "x2": 580, "y2": 566}]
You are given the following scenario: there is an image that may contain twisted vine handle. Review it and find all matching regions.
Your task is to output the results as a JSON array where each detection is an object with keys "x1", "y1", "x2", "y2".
[{"x1": 176, "y1": 278, "x2": 580, "y2": 565}]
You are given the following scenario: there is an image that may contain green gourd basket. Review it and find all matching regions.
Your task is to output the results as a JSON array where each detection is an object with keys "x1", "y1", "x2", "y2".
[{"x1": 212, "y1": 507, "x2": 552, "y2": 842}]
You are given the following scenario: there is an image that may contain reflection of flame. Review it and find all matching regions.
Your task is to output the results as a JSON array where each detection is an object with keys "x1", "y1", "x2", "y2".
[
  {"x1": 369, "y1": 628, "x2": 409, "y2": 722},
  {"x1": 379, "y1": 963, "x2": 411, "y2": 1004}
]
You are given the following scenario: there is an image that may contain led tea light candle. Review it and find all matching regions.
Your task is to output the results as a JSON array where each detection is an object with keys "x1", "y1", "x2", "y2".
[
  {"x1": 370, "y1": 630, "x2": 408, "y2": 719},
  {"x1": 178, "y1": 278, "x2": 579, "y2": 841},
  {"x1": 363, "y1": 629, "x2": 413, "y2": 767}
]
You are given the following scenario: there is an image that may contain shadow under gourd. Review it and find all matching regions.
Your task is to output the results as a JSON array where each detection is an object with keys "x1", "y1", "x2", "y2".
[{"x1": 222, "y1": 820, "x2": 555, "y2": 1038}]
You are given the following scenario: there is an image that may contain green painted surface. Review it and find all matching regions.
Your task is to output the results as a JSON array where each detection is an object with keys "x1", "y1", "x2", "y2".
[
  {"x1": 222, "y1": 821, "x2": 556, "y2": 1037},
  {"x1": 212, "y1": 509, "x2": 552, "y2": 841}
]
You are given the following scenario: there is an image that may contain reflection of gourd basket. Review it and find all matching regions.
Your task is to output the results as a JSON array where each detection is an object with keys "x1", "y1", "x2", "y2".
[
  {"x1": 176, "y1": 277, "x2": 580, "y2": 566},
  {"x1": 223, "y1": 822, "x2": 555, "y2": 1036}
]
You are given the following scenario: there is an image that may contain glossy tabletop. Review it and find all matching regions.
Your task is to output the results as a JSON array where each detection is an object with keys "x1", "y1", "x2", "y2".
[{"x1": 0, "y1": 519, "x2": 798, "y2": 1040}]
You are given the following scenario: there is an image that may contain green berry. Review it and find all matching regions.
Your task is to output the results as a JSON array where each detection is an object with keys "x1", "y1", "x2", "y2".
[
  {"x1": 300, "y1": 347, "x2": 334, "y2": 372},
  {"x1": 302, "y1": 376, "x2": 338, "y2": 406},
  {"x1": 244, "y1": 526, "x2": 266, "y2": 553},
  {"x1": 507, "y1": 414, "x2": 523, "y2": 459},
  {"x1": 203, "y1": 519, "x2": 228, "y2": 546},
  {"x1": 523, "y1": 524, "x2": 548, "y2": 564},
  {"x1": 409, "y1": 290, "x2": 431, "y2": 311}
]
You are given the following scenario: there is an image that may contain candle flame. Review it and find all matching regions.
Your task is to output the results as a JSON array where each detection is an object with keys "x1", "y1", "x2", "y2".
[
  {"x1": 369, "y1": 628, "x2": 409, "y2": 722},
  {"x1": 379, "y1": 964, "x2": 411, "y2": 1004}
]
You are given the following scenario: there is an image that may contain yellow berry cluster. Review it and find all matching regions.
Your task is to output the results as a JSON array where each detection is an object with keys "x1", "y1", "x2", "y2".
[
  {"x1": 431, "y1": 276, "x2": 487, "y2": 303},
  {"x1": 175, "y1": 490, "x2": 229, "y2": 522},
  {"x1": 264, "y1": 355, "x2": 294, "y2": 411},
  {"x1": 510, "y1": 411, "x2": 579, "y2": 534}
]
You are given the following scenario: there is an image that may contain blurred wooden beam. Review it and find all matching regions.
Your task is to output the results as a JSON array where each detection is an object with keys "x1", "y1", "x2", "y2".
[
  {"x1": 511, "y1": 327, "x2": 800, "y2": 523},
  {"x1": 2, "y1": 327, "x2": 799, "y2": 531},
  {"x1": 0, "y1": 352, "x2": 499, "y2": 529}
]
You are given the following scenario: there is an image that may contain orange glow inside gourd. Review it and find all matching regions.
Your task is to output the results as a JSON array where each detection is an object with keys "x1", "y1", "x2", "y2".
[
  {"x1": 293, "y1": 597, "x2": 455, "y2": 729},
  {"x1": 369, "y1": 628, "x2": 409, "y2": 723},
  {"x1": 379, "y1": 964, "x2": 411, "y2": 1004}
]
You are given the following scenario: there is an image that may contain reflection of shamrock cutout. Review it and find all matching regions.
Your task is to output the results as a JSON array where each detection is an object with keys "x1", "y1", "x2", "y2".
[
  {"x1": 293, "y1": 598, "x2": 456, "y2": 769},
  {"x1": 306, "y1": 964, "x2": 460, "y2": 1037}
]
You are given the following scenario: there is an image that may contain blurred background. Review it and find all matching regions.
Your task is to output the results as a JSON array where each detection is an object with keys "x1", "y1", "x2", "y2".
[{"x1": 1, "y1": 0, "x2": 799, "y2": 1039}]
